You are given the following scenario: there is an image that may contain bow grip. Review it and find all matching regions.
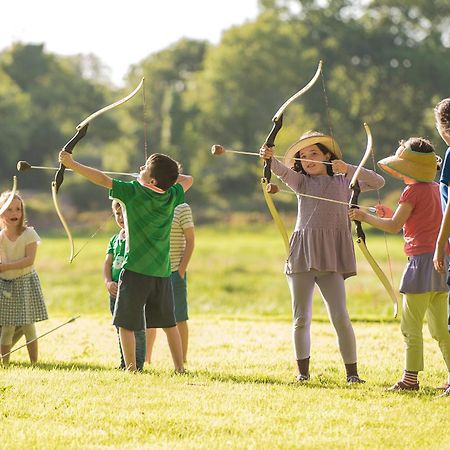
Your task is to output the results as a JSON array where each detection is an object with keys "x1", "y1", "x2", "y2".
[
  {"x1": 349, "y1": 179, "x2": 366, "y2": 243},
  {"x1": 54, "y1": 123, "x2": 89, "y2": 193},
  {"x1": 263, "y1": 115, "x2": 283, "y2": 182}
]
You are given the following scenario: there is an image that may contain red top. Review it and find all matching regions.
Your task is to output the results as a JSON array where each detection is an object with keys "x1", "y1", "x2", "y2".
[{"x1": 400, "y1": 182, "x2": 447, "y2": 256}]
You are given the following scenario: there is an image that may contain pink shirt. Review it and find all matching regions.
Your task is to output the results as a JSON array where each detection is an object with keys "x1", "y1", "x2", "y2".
[{"x1": 400, "y1": 182, "x2": 444, "y2": 256}]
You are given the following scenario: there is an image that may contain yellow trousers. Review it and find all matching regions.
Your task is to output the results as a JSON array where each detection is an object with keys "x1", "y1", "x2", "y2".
[{"x1": 401, "y1": 291, "x2": 450, "y2": 372}]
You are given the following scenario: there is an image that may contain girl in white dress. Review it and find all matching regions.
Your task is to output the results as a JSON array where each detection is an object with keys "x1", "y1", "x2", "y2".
[{"x1": 0, "y1": 190, "x2": 47, "y2": 364}]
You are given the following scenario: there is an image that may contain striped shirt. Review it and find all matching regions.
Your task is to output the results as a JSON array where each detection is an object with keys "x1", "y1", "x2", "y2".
[{"x1": 170, "y1": 203, "x2": 194, "y2": 271}]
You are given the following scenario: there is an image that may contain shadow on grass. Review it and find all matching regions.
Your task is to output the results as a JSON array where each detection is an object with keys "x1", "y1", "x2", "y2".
[{"x1": 1, "y1": 360, "x2": 112, "y2": 372}]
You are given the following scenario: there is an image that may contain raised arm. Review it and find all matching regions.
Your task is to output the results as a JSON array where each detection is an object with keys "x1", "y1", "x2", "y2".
[
  {"x1": 59, "y1": 150, "x2": 113, "y2": 189},
  {"x1": 177, "y1": 174, "x2": 194, "y2": 192}
]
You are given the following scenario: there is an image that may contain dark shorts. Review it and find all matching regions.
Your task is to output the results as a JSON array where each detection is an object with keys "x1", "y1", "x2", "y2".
[
  {"x1": 112, "y1": 269, "x2": 176, "y2": 331},
  {"x1": 171, "y1": 271, "x2": 188, "y2": 322}
]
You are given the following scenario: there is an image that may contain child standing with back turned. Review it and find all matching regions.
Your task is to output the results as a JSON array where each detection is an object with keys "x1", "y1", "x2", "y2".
[
  {"x1": 146, "y1": 202, "x2": 195, "y2": 364},
  {"x1": 260, "y1": 131, "x2": 384, "y2": 383},
  {"x1": 59, "y1": 150, "x2": 193, "y2": 372},
  {"x1": 0, "y1": 191, "x2": 48, "y2": 365},
  {"x1": 349, "y1": 137, "x2": 450, "y2": 391}
]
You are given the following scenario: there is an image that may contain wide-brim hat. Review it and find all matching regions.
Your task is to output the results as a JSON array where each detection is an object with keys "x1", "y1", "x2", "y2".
[
  {"x1": 377, "y1": 146, "x2": 437, "y2": 182},
  {"x1": 284, "y1": 133, "x2": 342, "y2": 168}
]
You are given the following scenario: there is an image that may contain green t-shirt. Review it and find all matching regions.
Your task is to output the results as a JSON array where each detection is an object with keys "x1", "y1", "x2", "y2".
[
  {"x1": 109, "y1": 179, "x2": 185, "y2": 277},
  {"x1": 106, "y1": 231, "x2": 126, "y2": 282}
]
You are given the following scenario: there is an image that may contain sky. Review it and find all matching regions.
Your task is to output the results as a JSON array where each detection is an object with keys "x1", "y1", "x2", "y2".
[{"x1": 1, "y1": 0, "x2": 260, "y2": 86}]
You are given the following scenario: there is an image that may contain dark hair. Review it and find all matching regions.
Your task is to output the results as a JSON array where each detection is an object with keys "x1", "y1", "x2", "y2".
[
  {"x1": 400, "y1": 137, "x2": 434, "y2": 154},
  {"x1": 400, "y1": 137, "x2": 441, "y2": 171},
  {"x1": 147, "y1": 153, "x2": 181, "y2": 190},
  {"x1": 434, "y1": 98, "x2": 450, "y2": 134},
  {"x1": 293, "y1": 142, "x2": 336, "y2": 176}
]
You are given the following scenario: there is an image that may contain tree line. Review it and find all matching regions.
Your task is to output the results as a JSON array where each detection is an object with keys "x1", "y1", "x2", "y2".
[{"x1": 1, "y1": 0, "x2": 449, "y2": 221}]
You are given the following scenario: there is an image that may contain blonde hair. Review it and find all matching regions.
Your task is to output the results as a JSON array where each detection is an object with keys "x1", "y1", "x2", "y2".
[{"x1": 0, "y1": 190, "x2": 27, "y2": 230}]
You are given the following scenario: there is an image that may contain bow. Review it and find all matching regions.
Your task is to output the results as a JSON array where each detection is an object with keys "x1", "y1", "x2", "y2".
[
  {"x1": 0, "y1": 176, "x2": 18, "y2": 216},
  {"x1": 261, "y1": 61, "x2": 323, "y2": 255},
  {"x1": 349, "y1": 123, "x2": 398, "y2": 318},
  {"x1": 52, "y1": 78, "x2": 144, "y2": 262}
]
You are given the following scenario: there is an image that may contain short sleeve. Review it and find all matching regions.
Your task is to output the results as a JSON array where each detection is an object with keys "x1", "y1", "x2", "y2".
[
  {"x1": 399, "y1": 185, "x2": 417, "y2": 208},
  {"x1": 24, "y1": 227, "x2": 41, "y2": 245},
  {"x1": 106, "y1": 235, "x2": 116, "y2": 255},
  {"x1": 109, "y1": 179, "x2": 135, "y2": 203},
  {"x1": 170, "y1": 183, "x2": 185, "y2": 206},
  {"x1": 440, "y1": 147, "x2": 450, "y2": 185},
  {"x1": 178, "y1": 204, "x2": 194, "y2": 229}
]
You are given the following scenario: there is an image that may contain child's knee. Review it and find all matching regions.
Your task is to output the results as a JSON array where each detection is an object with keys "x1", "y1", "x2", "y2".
[{"x1": 0, "y1": 326, "x2": 16, "y2": 346}]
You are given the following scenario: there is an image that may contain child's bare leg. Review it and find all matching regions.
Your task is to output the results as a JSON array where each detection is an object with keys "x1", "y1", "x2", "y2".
[
  {"x1": 119, "y1": 327, "x2": 137, "y2": 371},
  {"x1": 12, "y1": 327, "x2": 24, "y2": 347},
  {"x1": 1, "y1": 325, "x2": 15, "y2": 365},
  {"x1": 163, "y1": 326, "x2": 184, "y2": 371},
  {"x1": 1, "y1": 344, "x2": 12, "y2": 365},
  {"x1": 26, "y1": 340, "x2": 38, "y2": 364},
  {"x1": 176, "y1": 321, "x2": 189, "y2": 363},
  {"x1": 145, "y1": 328, "x2": 157, "y2": 363},
  {"x1": 22, "y1": 324, "x2": 38, "y2": 364}
]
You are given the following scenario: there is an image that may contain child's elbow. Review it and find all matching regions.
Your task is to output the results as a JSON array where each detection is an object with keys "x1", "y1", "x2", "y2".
[{"x1": 184, "y1": 176, "x2": 194, "y2": 191}]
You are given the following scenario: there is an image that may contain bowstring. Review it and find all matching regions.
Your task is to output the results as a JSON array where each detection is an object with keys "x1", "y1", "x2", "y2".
[
  {"x1": 297, "y1": 64, "x2": 335, "y2": 231},
  {"x1": 320, "y1": 68, "x2": 335, "y2": 152},
  {"x1": 142, "y1": 78, "x2": 148, "y2": 162},
  {"x1": 370, "y1": 146, "x2": 396, "y2": 290},
  {"x1": 72, "y1": 81, "x2": 148, "y2": 262}
]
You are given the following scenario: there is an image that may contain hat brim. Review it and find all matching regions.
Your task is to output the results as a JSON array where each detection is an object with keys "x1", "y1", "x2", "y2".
[
  {"x1": 378, "y1": 154, "x2": 437, "y2": 183},
  {"x1": 284, "y1": 135, "x2": 342, "y2": 168}
]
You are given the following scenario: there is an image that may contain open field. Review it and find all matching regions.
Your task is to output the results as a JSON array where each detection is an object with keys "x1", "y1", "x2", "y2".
[{"x1": 0, "y1": 226, "x2": 448, "y2": 449}]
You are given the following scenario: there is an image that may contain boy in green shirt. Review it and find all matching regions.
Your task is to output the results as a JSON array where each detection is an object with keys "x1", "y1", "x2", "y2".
[
  {"x1": 59, "y1": 151, "x2": 193, "y2": 372},
  {"x1": 104, "y1": 200, "x2": 146, "y2": 370}
]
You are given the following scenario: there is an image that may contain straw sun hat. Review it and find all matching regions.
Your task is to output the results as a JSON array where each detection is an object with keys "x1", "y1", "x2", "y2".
[
  {"x1": 377, "y1": 145, "x2": 438, "y2": 183},
  {"x1": 284, "y1": 133, "x2": 342, "y2": 168}
]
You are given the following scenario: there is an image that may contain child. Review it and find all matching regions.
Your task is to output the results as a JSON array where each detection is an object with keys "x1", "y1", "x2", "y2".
[
  {"x1": 104, "y1": 200, "x2": 146, "y2": 370},
  {"x1": 433, "y1": 98, "x2": 450, "y2": 396},
  {"x1": 59, "y1": 150, "x2": 193, "y2": 372},
  {"x1": 349, "y1": 137, "x2": 450, "y2": 391},
  {"x1": 260, "y1": 131, "x2": 384, "y2": 383},
  {"x1": 146, "y1": 202, "x2": 195, "y2": 364},
  {"x1": 0, "y1": 191, "x2": 48, "y2": 364}
]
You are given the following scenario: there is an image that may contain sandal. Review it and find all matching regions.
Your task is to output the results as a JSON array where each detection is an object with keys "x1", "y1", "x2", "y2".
[
  {"x1": 386, "y1": 380, "x2": 419, "y2": 391},
  {"x1": 295, "y1": 374, "x2": 310, "y2": 382},
  {"x1": 347, "y1": 375, "x2": 366, "y2": 384}
]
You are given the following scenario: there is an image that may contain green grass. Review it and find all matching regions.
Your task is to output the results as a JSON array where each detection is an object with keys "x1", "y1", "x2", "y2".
[{"x1": 0, "y1": 225, "x2": 448, "y2": 449}]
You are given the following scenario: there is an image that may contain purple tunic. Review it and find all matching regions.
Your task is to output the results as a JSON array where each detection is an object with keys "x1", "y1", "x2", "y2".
[{"x1": 270, "y1": 158, "x2": 385, "y2": 278}]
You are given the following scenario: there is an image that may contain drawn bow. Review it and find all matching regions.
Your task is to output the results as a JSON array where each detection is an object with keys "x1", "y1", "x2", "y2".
[
  {"x1": 261, "y1": 61, "x2": 323, "y2": 256},
  {"x1": 349, "y1": 123, "x2": 398, "y2": 318},
  {"x1": 52, "y1": 78, "x2": 144, "y2": 262}
]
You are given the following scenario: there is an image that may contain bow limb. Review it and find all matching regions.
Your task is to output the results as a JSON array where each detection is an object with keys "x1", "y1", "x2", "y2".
[
  {"x1": 272, "y1": 60, "x2": 323, "y2": 122},
  {"x1": 0, "y1": 176, "x2": 18, "y2": 216},
  {"x1": 262, "y1": 62, "x2": 323, "y2": 254},
  {"x1": 54, "y1": 77, "x2": 145, "y2": 193},
  {"x1": 53, "y1": 78, "x2": 144, "y2": 262},
  {"x1": 261, "y1": 178, "x2": 290, "y2": 255},
  {"x1": 52, "y1": 181, "x2": 75, "y2": 262},
  {"x1": 349, "y1": 123, "x2": 398, "y2": 318},
  {"x1": 355, "y1": 239, "x2": 398, "y2": 318}
]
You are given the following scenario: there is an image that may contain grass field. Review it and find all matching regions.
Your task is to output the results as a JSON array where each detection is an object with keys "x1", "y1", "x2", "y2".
[{"x1": 0, "y1": 225, "x2": 448, "y2": 449}]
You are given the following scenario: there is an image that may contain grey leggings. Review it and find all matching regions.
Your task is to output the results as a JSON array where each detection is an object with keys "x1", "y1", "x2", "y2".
[{"x1": 286, "y1": 271, "x2": 357, "y2": 364}]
